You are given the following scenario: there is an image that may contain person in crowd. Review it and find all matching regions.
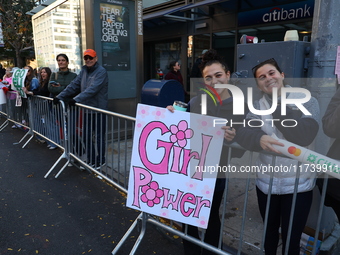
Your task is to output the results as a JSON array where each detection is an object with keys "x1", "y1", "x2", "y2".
[
  {"x1": 167, "y1": 49, "x2": 247, "y2": 255},
  {"x1": 11, "y1": 66, "x2": 39, "y2": 130},
  {"x1": 2, "y1": 67, "x2": 13, "y2": 85},
  {"x1": 0, "y1": 64, "x2": 6, "y2": 79},
  {"x1": 165, "y1": 60, "x2": 183, "y2": 85},
  {"x1": 24, "y1": 66, "x2": 39, "y2": 91},
  {"x1": 165, "y1": 60, "x2": 189, "y2": 102},
  {"x1": 317, "y1": 86, "x2": 340, "y2": 221},
  {"x1": 25, "y1": 67, "x2": 51, "y2": 97},
  {"x1": 190, "y1": 49, "x2": 208, "y2": 78},
  {"x1": 47, "y1": 53, "x2": 78, "y2": 149},
  {"x1": 236, "y1": 58, "x2": 320, "y2": 255},
  {"x1": 54, "y1": 49, "x2": 108, "y2": 170},
  {"x1": 48, "y1": 53, "x2": 77, "y2": 102},
  {"x1": 24, "y1": 67, "x2": 55, "y2": 148}
]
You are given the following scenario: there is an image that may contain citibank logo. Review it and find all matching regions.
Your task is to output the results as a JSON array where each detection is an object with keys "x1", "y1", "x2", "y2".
[{"x1": 262, "y1": 4, "x2": 311, "y2": 22}]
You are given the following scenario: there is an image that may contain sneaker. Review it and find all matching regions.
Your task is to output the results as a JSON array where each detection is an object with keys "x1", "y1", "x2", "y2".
[
  {"x1": 11, "y1": 124, "x2": 21, "y2": 129},
  {"x1": 47, "y1": 145, "x2": 51, "y2": 148},
  {"x1": 49, "y1": 146, "x2": 57, "y2": 150}
]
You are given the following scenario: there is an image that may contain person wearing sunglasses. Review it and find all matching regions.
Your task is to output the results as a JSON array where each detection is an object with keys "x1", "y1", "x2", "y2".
[{"x1": 54, "y1": 49, "x2": 108, "y2": 170}]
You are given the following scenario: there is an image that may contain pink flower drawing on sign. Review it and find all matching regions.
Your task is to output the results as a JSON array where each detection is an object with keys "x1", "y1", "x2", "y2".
[
  {"x1": 138, "y1": 105, "x2": 150, "y2": 118},
  {"x1": 141, "y1": 181, "x2": 164, "y2": 207},
  {"x1": 135, "y1": 120, "x2": 146, "y2": 131},
  {"x1": 152, "y1": 108, "x2": 166, "y2": 120},
  {"x1": 201, "y1": 185, "x2": 214, "y2": 198},
  {"x1": 215, "y1": 129, "x2": 223, "y2": 137},
  {"x1": 196, "y1": 117, "x2": 210, "y2": 132},
  {"x1": 169, "y1": 120, "x2": 193, "y2": 148},
  {"x1": 196, "y1": 216, "x2": 208, "y2": 228},
  {"x1": 160, "y1": 209, "x2": 169, "y2": 218},
  {"x1": 185, "y1": 180, "x2": 198, "y2": 191}
]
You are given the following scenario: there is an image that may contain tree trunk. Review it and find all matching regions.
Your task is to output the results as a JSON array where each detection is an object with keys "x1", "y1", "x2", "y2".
[{"x1": 15, "y1": 47, "x2": 23, "y2": 68}]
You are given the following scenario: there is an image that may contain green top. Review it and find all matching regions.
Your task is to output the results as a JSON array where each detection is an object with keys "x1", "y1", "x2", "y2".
[{"x1": 48, "y1": 69, "x2": 77, "y2": 97}]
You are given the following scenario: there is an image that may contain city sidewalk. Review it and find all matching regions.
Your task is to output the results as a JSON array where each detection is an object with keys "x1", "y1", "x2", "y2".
[
  {"x1": 0, "y1": 119, "x2": 185, "y2": 255},
  {"x1": 2, "y1": 116, "x2": 336, "y2": 255}
]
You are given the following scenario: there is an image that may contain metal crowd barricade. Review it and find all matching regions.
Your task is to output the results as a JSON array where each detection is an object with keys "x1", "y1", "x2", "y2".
[
  {"x1": 111, "y1": 144, "x2": 328, "y2": 255},
  {"x1": 46, "y1": 102, "x2": 135, "y2": 194},
  {"x1": 0, "y1": 91, "x2": 32, "y2": 145},
  {"x1": 0, "y1": 99, "x2": 7, "y2": 131},
  {"x1": 29, "y1": 95, "x2": 66, "y2": 150},
  {"x1": 3, "y1": 94, "x2": 327, "y2": 255},
  {"x1": 0, "y1": 93, "x2": 69, "y2": 175},
  {"x1": 22, "y1": 96, "x2": 69, "y2": 178}
]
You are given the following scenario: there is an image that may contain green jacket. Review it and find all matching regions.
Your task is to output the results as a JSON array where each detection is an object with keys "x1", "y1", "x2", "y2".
[{"x1": 48, "y1": 69, "x2": 77, "y2": 97}]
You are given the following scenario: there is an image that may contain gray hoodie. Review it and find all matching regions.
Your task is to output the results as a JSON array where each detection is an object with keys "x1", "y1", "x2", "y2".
[{"x1": 57, "y1": 62, "x2": 108, "y2": 110}]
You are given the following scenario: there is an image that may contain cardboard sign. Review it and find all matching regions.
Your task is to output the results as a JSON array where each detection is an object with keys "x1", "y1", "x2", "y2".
[
  {"x1": 12, "y1": 69, "x2": 28, "y2": 98},
  {"x1": 126, "y1": 104, "x2": 225, "y2": 228}
]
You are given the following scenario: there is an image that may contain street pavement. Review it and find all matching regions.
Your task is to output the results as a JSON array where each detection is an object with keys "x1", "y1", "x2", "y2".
[{"x1": 0, "y1": 119, "x2": 185, "y2": 255}]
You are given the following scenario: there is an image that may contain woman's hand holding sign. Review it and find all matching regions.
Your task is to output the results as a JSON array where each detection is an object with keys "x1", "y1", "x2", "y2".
[{"x1": 221, "y1": 126, "x2": 236, "y2": 142}]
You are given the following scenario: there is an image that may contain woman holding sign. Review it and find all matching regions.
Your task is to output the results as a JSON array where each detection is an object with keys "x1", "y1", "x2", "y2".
[
  {"x1": 237, "y1": 58, "x2": 320, "y2": 255},
  {"x1": 168, "y1": 49, "x2": 247, "y2": 255}
]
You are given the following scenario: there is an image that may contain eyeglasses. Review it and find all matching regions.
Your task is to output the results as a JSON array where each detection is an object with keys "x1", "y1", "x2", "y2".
[{"x1": 84, "y1": 56, "x2": 94, "y2": 60}]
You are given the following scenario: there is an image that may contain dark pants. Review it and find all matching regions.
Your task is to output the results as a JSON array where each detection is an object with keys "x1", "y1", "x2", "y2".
[
  {"x1": 256, "y1": 187, "x2": 313, "y2": 255},
  {"x1": 82, "y1": 112, "x2": 106, "y2": 166},
  {"x1": 317, "y1": 177, "x2": 340, "y2": 221},
  {"x1": 182, "y1": 178, "x2": 225, "y2": 255}
]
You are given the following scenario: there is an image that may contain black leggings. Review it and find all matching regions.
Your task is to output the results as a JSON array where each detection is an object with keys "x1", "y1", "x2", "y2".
[
  {"x1": 256, "y1": 187, "x2": 313, "y2": 255},
  {"x1": 182, "y1": 178, "x2": 225, "y2": 255}
]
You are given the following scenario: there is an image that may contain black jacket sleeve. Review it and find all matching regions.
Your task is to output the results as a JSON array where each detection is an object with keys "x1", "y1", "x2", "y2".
[
  {"x1": 272, "y1": 106, "x2": 319, "y2": 146},
  {"x1": 323, "y1": 87, "x2": 340, "y2": 139},
  {"x1": 236, "y1": 123, "x2": 267, "y2": 152}
]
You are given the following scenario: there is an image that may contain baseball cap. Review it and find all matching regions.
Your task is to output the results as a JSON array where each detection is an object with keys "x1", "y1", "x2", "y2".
[
  {"x1": 202, "y1": 49, "x2": 208, "y2": 55},
  {"x1": 84, "y1": 49, "x2": 97, "y2": 58}
]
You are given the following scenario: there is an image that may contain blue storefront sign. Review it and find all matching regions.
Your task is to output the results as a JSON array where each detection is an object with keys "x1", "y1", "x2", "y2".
[{"x1": 238, "y1": 0, "x2": 314, "y2": 27}]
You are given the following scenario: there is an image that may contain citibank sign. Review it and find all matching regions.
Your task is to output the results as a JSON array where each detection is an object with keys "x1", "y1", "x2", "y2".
[
  {"x1": 263, "y1": 5, "x2": 311, "y2": 23},
  {"x1": 238, "y1": 0, "x2": 314, "y2": 27}
]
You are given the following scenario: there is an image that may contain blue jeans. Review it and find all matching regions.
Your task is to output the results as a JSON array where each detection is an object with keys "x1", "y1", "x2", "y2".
[{"x1": 82, "y1": 112, "x2": 106, "y2": 166}]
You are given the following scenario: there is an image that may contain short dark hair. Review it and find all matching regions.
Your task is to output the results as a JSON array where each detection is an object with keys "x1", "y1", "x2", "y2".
[
  {"x1": 251, "y1": 58, "x2": 283, "y2": 78},
  {"x1": 56, "y1": 53, "x2": 69, "y2": 62},
  {"x1": 199, "y1": 49, "x2": 230, "y2": 74}
]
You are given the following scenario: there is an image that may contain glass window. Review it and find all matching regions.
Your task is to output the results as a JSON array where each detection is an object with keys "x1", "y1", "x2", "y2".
[
  {"x1": 155, "y1": 41, "x2": 181, "y2": 77},
  {"x1": 32, "y1": 0, "x2": 82, "y2": 73}
]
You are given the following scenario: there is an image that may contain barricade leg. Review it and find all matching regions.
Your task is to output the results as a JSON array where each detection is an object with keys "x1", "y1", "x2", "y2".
[
  {"x1": 0, "y1": 119, "x2": 8, "y2": 131},
  {"x1": 111, "y1": 212, "x2": 143, "y2": 255},
  {"x1": 44, "y1": 151, "x2": 70, "y2": 178},
  {"x1": 13, "y1": 129, "x2": 34, "y2": 148},
  {"x1": 129, "y1": 212, "x2": 148, "y2": 255}
]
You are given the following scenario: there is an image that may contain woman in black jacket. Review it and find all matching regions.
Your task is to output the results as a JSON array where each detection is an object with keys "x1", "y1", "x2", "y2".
[{"x1": 168, "y1": 49, "x2": 247, "y2": 255}]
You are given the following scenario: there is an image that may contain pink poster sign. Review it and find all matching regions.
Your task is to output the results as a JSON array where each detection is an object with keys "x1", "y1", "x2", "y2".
[{"x1": 126, "y1": 104, "x2": 225, "y2": 229}]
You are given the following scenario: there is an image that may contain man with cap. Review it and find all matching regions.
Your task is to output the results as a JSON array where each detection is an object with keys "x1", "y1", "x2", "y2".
[{"x1": 54, "y1": 49, "x2": 108, "y2": 169}]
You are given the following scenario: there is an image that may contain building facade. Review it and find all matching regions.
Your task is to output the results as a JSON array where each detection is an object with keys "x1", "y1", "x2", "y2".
[{"x1": 143, "y1": 0, "x2": 314, "y2": 92}]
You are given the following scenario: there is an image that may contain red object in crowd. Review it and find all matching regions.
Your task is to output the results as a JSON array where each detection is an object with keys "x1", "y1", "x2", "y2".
[{"x1": 2, "y1": 86, "x2": 9, "y2": 94}]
